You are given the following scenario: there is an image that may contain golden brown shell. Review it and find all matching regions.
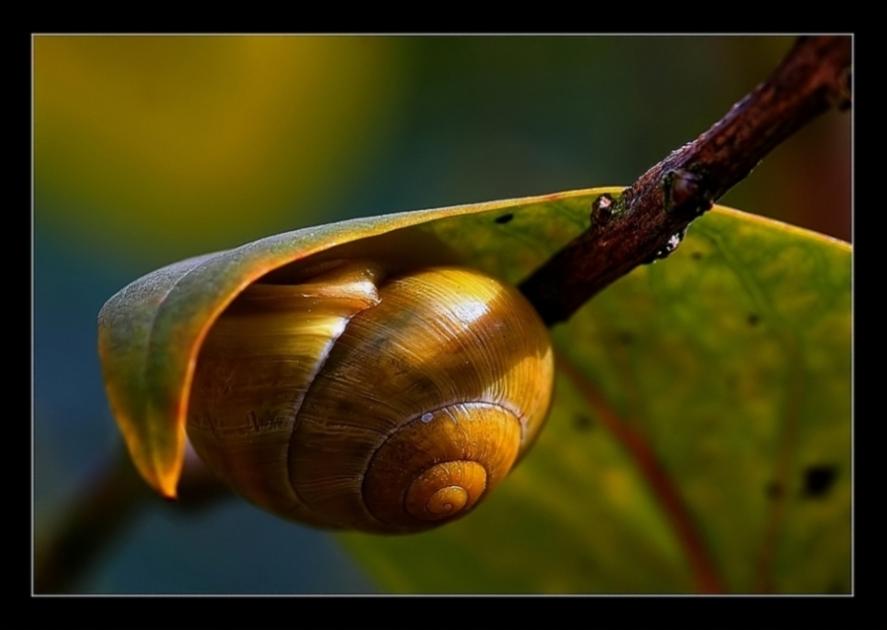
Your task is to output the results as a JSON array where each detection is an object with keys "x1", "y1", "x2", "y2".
[{"x1": 186, "y1": 260, "x2": 554, "y2": 533}]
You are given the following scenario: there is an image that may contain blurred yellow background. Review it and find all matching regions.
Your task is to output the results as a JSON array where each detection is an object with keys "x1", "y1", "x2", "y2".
[{"x1": 36, "y1": 36, "x2": 405, "y2": 260}]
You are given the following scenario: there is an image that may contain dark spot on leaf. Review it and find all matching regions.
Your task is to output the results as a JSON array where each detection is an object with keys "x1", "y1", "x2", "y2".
[
  {"x1": 617, "y1": 331, "x2": 634, "y2": 346},
  {"x1": 691, "y1": 251, "x2": 703, "y2": 260},
  {"x1": 803, "y1": 465, "x2": 837, "y2": 499},
  {"x1": 494, "y1": 213, "x2": 514, "y2": 225},
  {"x1": 747, "y1": 313, "x2": 761, "y2": 327},
  {"x1": 573, "y1": 414, "x2": 594, "y2": 432},
  {"x1": 765, "y1": 481, "x2": 784, "y2": 500}
]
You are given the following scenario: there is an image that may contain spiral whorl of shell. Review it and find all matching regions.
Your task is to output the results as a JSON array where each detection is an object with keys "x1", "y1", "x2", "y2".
[{"x1": 186, "y1": 261, "x2": 554, "y2": 533}]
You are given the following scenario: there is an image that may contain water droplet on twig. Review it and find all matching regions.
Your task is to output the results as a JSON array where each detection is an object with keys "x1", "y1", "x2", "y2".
[{"x1": 643, "y1": 229, "x2": 686, "y2": 264}]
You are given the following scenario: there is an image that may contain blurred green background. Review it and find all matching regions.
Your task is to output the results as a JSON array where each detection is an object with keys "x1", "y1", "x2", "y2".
[{"x1": 34, "y1": 35, "x2": 850, "y2": 593}]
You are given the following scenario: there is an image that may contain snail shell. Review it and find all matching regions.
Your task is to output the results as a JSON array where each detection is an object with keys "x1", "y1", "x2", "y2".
[{"x1": 186, "y1": 259, "x2": 554, "y2": 533}]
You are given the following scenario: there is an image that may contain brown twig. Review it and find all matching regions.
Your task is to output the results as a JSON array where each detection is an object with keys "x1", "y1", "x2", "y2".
[
  {"x1": 520, "y1": 35, "x2": 852, "y2": 325},
  {"x1": 35, "y1": 444, "x2": 230, "y2": 594}
]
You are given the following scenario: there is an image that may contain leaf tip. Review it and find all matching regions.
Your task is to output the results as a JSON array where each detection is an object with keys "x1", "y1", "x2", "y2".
[
  {"x1": 145, "y1": 432, "x2": 185, "y2": 500},
  {"x1": 155, "y1": 472, "x2": 180, "y2": 500},
  {"x1": 116, "y1": 416, "x2": 184, "y2": 500}
]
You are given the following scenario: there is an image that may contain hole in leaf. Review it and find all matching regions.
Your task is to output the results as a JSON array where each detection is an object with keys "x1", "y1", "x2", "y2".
[
  {"x1": 803, "y1": 465, "x2": 837, "y2": 499},
  {"x1": 765, "y1": 481, "x2": 784, "y2": 500},
  {"x1": 573, "y1": 414, "x2": 594, "y2": 432},
  {"x1": 617, "y1": 331, "x2": 634, "y2": 346},
  {"x1": 494, "y1": 213, "x2": 514, "y2": 225}
]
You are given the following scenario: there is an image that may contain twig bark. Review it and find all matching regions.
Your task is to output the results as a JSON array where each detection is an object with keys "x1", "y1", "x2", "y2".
[
  {"x1": 520, "y1": 35, "x2": 851, "y2": 325},
  {"x1": 35, "y1": 445, "x2": 230, "y2": 594}
]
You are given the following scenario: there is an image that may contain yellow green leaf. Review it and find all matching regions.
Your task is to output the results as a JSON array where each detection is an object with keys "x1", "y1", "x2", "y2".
[{"x1": 97, "y1": 186, "x2": 850, "y2": 592}]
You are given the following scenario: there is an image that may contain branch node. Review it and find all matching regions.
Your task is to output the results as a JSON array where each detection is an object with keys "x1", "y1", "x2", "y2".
[
  {"x1": 663, "y1": 168, "x2": 711, "y2": 219},
  {"x1": 590, "y1": 192, "x2": 623, "y2": 231}
]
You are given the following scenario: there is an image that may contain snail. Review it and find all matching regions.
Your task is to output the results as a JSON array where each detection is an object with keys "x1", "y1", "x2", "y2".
[
  {"x1": 186, "y1": 259, "x2": 552, "y2": 532},
  {"x1": 96, "y1": 194, "x2": 579, "y2": 534}
]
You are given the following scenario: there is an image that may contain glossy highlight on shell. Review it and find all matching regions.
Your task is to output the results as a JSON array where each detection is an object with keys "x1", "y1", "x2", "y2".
[{"x1": 186, "y1": 260, "x2": 554, "y2": 533}]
